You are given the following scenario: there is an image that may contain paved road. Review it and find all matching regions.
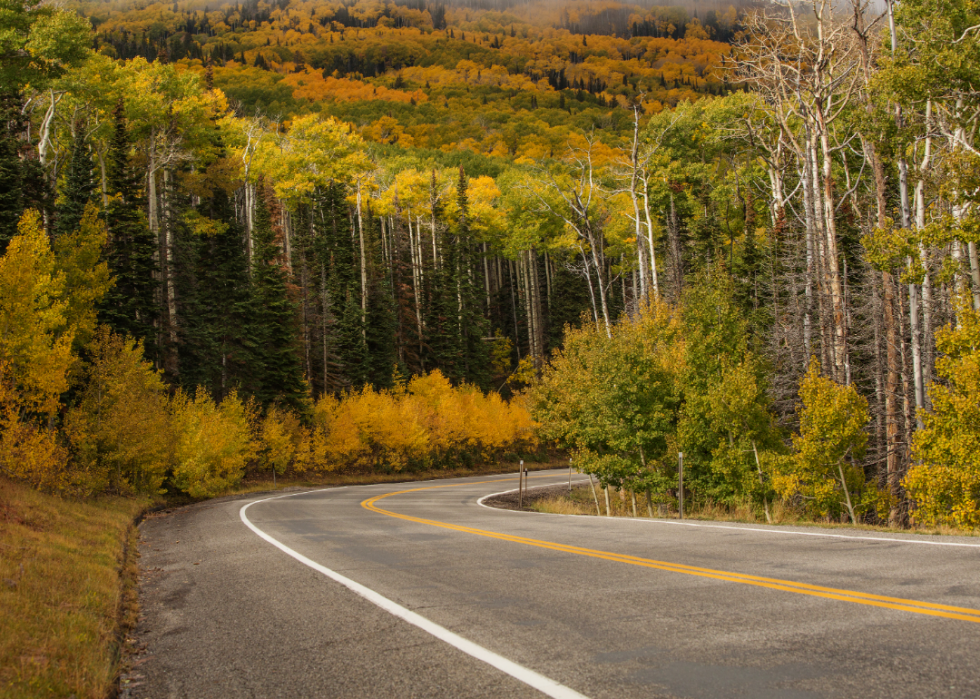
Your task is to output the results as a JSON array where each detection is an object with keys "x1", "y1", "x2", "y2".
[{"x1": 127, "y1": 469, "x2": 980, "y2": 698}]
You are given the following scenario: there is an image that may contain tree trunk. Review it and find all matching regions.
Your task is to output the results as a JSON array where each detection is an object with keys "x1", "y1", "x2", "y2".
[
  {"x1": 630, "y1": 106, "x2": 648, "y2": 303},
  {"x1": 641, "y1": 177, "x2": 660, "y2": 298},
  {"x1": 869, "y1": 142, "x2": 905, "y2": 528},
  {"x1": 356, "y1": 180, "x2": 367, "y2": 336},
  {"x1": 667, "y1": 192, "x2": 683, "y2": 297},
  {"x1": 162, "y1": 169, "x2": 177, "y2": 355}
]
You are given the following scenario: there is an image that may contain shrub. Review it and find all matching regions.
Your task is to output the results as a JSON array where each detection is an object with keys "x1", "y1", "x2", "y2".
[
  {"x1": 66, "y1": 328, "x2": 171, "y2": 495},
  {"x1": 772, "y1": 361, "x2": 869, "y2": 523},
  {"x1": 170, "y1": 388, "x2": 254, "y2": 498},
  {"x1": 0, "y1": 364, "x2": 69, "y2": 491},
  {"x1": 256, "y1": 404, "x2": 309, "y2": 476}
]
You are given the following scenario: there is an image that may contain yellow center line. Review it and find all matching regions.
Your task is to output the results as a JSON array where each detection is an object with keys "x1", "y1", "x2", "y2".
[{"x1": 361, "y1": 477, "x2": 980, "y2": 625}]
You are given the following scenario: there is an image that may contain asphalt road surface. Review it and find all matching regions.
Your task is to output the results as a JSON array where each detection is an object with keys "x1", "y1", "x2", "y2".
[{"x1": 125, "y1": 469, "x2": 980, "y2": 698}]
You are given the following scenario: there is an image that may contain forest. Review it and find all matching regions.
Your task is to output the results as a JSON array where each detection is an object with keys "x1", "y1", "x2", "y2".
[{"x1": 1, "y1": 0, "x2": 978, "y2": 529}]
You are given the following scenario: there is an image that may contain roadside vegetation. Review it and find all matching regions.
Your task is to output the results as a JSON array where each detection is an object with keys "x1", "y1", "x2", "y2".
[
  {"x1": 527, "y1": 286, "x2": 980, "y2": 531},
  {"x1": 526, "y1": 483, "x2": 979, "y2": 538},
  {"x1": 0, "y1": 478, "x2": 153, "y2": 699}
]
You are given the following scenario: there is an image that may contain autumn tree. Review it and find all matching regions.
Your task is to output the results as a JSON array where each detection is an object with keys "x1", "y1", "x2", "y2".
[
  {"x1": 905, "y1": 300, "x2": 980, "y2": 528},
  {"x1": 774, "y1": 361, "x2": 870, "y2": 523},
  {"x1": 67, "y1": 328, "x2": 171, "y2": 495}
]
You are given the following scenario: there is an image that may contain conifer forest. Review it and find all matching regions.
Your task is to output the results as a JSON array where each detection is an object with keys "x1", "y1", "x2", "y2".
[{"x1": 2, "y1": 0, "x2": 979, "y2": 530}]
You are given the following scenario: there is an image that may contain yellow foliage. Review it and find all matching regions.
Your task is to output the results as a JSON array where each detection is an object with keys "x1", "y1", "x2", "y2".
[
  {"x1": 67, "y1": 328, "x2": 171, "y2": 495},
  {"x1": 257, "y1": 404, "x2": 309, "y2": 475},
  {"x1": 52, "y1": 203, "x2": 112, "y2": 351},
  {"x1": 0, "y1": 363, "x2": 69, "y2": 492},
  {"x1": 906, "y1": 300, "x2": 980, "y2": 529},
  {"x1": 309, "y1": 370, "x2": 536, "y2": 472},
  {"x1": 772, "y1": 360, "x2": 869, "y2": 522},
  {"x1": 170, "y1": 389, "x2": 255, "y2": 498},
  {"x1": 0, "y1": 208, "x2": 112, "y2": 494},
  {"x1": 0, "y1": 210, "x2": 73, "y2": 418}
]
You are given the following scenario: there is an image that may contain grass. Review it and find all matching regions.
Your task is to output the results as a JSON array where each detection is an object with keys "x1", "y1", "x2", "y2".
[
  {"x1": 0, "y1": 477, "x2": 157, "y2": 699},
  {"x1": 529, "y1": 482, "x2": 980, "y2": 537}
]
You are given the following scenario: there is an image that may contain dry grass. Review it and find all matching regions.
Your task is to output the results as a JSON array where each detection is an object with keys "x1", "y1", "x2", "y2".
[
  {"x1": 0, "y1": 477, "x2": 156, "y2": 699},
  {"x1": 529, "y1": 483, "x2": 980, "y2": 537},
  {"x1": 530, "y1": 493, "x2": 597, "y2": 516}
]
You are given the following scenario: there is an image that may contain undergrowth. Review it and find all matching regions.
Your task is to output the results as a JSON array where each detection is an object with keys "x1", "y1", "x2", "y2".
[{"x1": 529, "y1": 482, "x2": 980, "y2": 537}]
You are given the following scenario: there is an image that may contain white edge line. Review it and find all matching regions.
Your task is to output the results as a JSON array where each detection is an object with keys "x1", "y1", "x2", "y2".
[
  {"x1": 239, "y1": 490, "x2": 589, "y2": 699},
  {"x1": 477, "y1": 477, "x2": 980, "y2": 549}
]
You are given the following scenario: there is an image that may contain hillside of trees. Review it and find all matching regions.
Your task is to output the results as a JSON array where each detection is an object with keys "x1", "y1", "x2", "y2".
[{"x1": 2, "y1": 0, "x2": 979, "y2": 529}]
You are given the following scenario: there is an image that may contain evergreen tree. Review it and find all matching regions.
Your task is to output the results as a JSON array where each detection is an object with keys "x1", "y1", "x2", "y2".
[
  {"x1": 250, "y1": 186, "x2": 308, "y2": 412},
  {"x1": 0, "y1": 92, "x2": 24, "y2": 252},
  {"x1": 99, "y1": 104, "x2": 158, "y2": 357},
  {"x1": 451, "y1": 166, "x2": 491, "y2": 387},
  {"x1": 546, "y1": 262, "x2": 591, "y2": 349},
  {"x1": 313, "y1": 182, "x2": 366, "y2": 389},
  {"x1": 175, "y1": 187, "x2": 256, "y2": 401},
  {"x1": 20, "y1": 150, "x2": 51, "y2": 224},
  {"x1": 353, "y1": 205, "x2": 396, "y2": 389},
  {"x1": 337, "y1": 294, "x2": 368, "y2": 386},
  {"x1": 55, "y1": 127, "x2": 96, "y2": 240},
  {"x1": 425, "y1": 177, "x2": 457, "y2": 378}
]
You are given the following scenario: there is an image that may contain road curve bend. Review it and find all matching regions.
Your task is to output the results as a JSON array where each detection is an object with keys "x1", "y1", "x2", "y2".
[{"x1": 128, "y1": 469, "x2": 980, "y2": 699}]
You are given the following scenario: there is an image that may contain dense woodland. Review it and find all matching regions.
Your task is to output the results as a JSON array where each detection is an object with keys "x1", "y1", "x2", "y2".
[{"x1": 1, "y1": 0, "x2": 978, "y2": 528}]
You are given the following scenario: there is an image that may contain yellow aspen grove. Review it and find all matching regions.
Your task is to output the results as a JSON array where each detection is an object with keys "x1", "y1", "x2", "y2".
[{"x1": 0, "y1": 210, "x2": 73, "y2": 419}]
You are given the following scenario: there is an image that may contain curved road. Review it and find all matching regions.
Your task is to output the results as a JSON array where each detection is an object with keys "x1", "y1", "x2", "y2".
[{"x1": 127, "y1": 469, "x2": 980, "y2": 698}]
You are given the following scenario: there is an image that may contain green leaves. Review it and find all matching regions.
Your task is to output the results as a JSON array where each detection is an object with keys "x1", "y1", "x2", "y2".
[
  {"x1": 0, "y1": 0, "x2": 91, "y2": 92},
  {"x1": 528, "y1": 299, "x2": 684, "y2": 491},
  {"x1": 773, "y1": 361, "x2": 870, "y2": 522}
]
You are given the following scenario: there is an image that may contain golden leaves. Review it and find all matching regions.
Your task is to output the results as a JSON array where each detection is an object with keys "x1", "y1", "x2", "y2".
[
  {"x1": 170, "y1": 389, "x2": 254, "y2": 499},
  {"x1": 0, "y1": 210, "x2": 72, "y2": 418},
  {"x1": 67, "y1": 328, "x2": 170, "y2": 496},
  {"x1": 309, "y1": 369, "x2": 537, "y2": 472},
  {"x1": 906, "y1": 299, "x2": 980, "y2": 528}
]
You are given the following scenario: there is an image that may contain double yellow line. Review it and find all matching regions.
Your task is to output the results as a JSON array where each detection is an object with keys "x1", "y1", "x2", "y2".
[{"x1": 362, "y1": 478, "x2": 980, "y2": 624}]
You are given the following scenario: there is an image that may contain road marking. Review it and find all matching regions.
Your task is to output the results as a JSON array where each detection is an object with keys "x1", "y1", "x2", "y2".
[
  {"x1": 363, "y1": 480, "x2": 980, "y2": 625},
  {"x1": 476, "y1": 484, "x2": 980, "y2": 548},
  {"x1": 240, "y1": 489, "x2": 589, "y2": 699}
]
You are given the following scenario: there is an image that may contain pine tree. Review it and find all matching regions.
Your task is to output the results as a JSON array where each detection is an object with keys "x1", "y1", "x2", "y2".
[
  {"x1": 250, "y1": 186, "x2": 308, "y2": 412},
  {"x1": 337, "y1": 294, "x2": 368, "y2": 386},
  {"x1": 358, "y1": 208, "x2": 397, "y2": 388},
  {"x1": 364, "y1": 275, "x2": 398, "y2": 388},
  {"x1": 450, "y1": 166, "x2": 491, "y2": 387},
  {"x1": 99, "y1": 104, "x2": 158, "y2": 358},
  {"x1": 313, "y1": 182, "x2": 366, "y2": 389},
  {"x1": 174, "y1": 187, "x2": 256, "y2": 401},
  {"x1": 0, "y1": 91, "x2": 24, "y2": 253},
  {"x1": 55, "y1": 127, "x2": 96, "y2": 240}
]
